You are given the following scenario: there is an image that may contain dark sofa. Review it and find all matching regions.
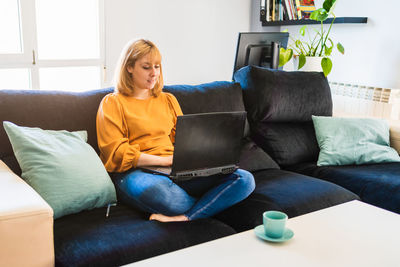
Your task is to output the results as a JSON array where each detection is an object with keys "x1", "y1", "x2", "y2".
[
  {"x1": 0, "y1": 72, "x2": 369, "y2": 266},
  {"x1": 234, "y1": 65, "x2": 400, "y2": 215}
]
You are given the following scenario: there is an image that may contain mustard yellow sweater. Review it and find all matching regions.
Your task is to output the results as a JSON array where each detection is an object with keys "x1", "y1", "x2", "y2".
[{"x1": 96, "y1": 92, "x2": 183, "y2": 172}]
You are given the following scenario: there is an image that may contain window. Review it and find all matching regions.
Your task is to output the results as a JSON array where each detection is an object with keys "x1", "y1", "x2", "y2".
[
  {"x1": 0, "y1": 69, "x2": 31, "y2": 90},
  {"x1": 0, "y1": 0, "x2": 23, "y2": 54},
  {"x1": 0, "y1": 0, "x2": 104, "y2": 91}
]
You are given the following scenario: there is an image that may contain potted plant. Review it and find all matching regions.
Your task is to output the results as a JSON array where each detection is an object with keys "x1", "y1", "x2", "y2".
[{"x1": 279, "y1": 0, "x2": 345, "y2": 76}]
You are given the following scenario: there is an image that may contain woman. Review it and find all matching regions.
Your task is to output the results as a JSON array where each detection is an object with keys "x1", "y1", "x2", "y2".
[{"x1": 96, "y1": 39, "x2": 255, "y2": 222}]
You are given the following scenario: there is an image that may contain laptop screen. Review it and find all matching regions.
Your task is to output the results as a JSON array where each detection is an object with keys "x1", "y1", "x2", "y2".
[{"x1": 172, "y1": 111, "x2": 246, "y2": 173}]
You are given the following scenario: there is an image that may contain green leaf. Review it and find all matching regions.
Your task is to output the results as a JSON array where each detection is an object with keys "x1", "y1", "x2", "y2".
[
  {"x1": 321, "y1": 57, "x2": 333, "y2": 76},
  {"x1": 299, "y1": 25, "x2": 307, "y2": 36},
  {"x1": 282, "y1": 29, "x2": 289, "y2": 33},
  {"x1": 310, "y1": 8, "x2": 329, "y2": 22},
  {"x1": 279, "y1": 47, "x2": 293, "y2": 67},
  {"x1": 337, "y1": 42, "x2": 345, "y2": 54},
  {"x1": 325, "y1": 39, "x2": 334, "y2": 56},
  {"x1": 295, "y1": 40, "x2": 302, "y2": 48},
  {"x1": 298, "y1": 54, "x2": 306, "y2": 70},
  {"x1": 323, "y1": 0, "x2": 336, "y2": 13},
  {"x1": 325, "y1": 46, "x2": 333, "y2": 56}
]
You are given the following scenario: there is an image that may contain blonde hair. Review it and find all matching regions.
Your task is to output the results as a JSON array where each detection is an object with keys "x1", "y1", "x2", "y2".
[{"x1": 114, "y1": 39, "x2": 163, "y2": 96}]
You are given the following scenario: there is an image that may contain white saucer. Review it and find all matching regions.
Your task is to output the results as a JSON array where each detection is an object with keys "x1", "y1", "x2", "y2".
[{"x1": 254, "y1": 225, "x2": 294, "y2": 243}]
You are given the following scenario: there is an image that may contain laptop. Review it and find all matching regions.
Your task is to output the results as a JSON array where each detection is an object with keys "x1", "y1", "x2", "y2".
[{"x1": 141, "y1": 111, "x2": 246, "y2": 181}]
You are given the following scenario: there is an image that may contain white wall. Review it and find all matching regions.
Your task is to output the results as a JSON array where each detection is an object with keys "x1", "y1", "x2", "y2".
[
  {"x1": 325, "y1": 0, "x2": 400, "y2": 89},
  {"x1": 104, "y1": 0, "x2": 252, "y2": 86},
  {"x1": 251, "y1": 0, "x2": 400, "y2": 89}
]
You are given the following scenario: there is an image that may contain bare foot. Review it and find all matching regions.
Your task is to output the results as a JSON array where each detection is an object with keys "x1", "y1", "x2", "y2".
[{"x1": 149, "y1": 213, "x2": 189, "y2": 222}]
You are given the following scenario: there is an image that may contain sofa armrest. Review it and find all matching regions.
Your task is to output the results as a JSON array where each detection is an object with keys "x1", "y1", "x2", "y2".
[{"x1": 0, "y1": 160, "x2": 54, "y2": 267}]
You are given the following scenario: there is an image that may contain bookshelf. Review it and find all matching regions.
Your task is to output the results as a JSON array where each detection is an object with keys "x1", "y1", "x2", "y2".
[{"x1": 262, "y1": 17, "x2": 368, "y2": 27}]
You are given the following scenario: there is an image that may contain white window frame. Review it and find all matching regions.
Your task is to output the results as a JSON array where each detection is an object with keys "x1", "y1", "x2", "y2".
[{"x1": 0, "y1": 0, "x2": 106, "y2": 90}]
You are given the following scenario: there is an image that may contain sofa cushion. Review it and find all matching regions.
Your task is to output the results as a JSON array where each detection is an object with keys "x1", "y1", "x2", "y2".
[
  {"x1": 164, "y1": 81, "x2": 245, "y2": 118},
  {"x1": 164, "y1": 81, "x2": 250, "y2": 137},
  {"x1": 215, "y1": 169, "x2": 358, "y2": 232},
  {"x1": 54, "y1": 204, "x2": 235, "y2": 267},
  {"x1": 233, "y1": 66, "x2": 332, "y2": 123},
  {"x1": 0, "y1": 88, "x2": 113, "y2": 175},
  {"x1": 252, "y1": 121, "x2": 320, "y2": 166},
  {"x1": 233, "y1": 66, "x2": 332, "y2": 166},
  {"x1": 312, "y1": 116, "x2": 400, "y2": 166},
  {"x1": 164, "y1": 81, "x2": 279, "y2": 172},
  {"x1": 286, "y1": 162, "x2": 400, "y2": 214},
  {"x1": 238, "y1": 137, "x2": 280, "y2": 171},
  {"x1": 3, "y1": 121, "x2": 116, "y2": 219}
]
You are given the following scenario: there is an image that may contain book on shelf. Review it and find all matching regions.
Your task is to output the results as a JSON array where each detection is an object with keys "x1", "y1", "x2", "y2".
[
  {"x1": 276, "y1": 0, "x2": 282, "y2": 21},
  {"x1": 284, "y1": 0, "x2": 295, "y2": 20},
  {"x1": 271, "y1": 0, "x2": 275, "y2": 21},
  {"x1": 293, "y1": 0, "x2": 299, "y2": 19},
  {"x1": 260, "y1": 0, "x2": 267, "y2": 21},
  {"x1": 262, "y1": 0, "x2": 316, "y2": 22},
  {"x1": 279, "y1": 0, "x2": 284, "y2": 20},
  {"x1": 292, "y1": 0, "x2": 299, "y2": 19},
  {"x1": 282, "y1": 1, "x2": 289, "y2": 20},
  {"x1": 295, "y1": 0, "x2": 302, "y2": 19},
  {"x1": 298, "y1": 0, "x2": 316, "y2": 19},
  {"x1": 291, "y1": 1, "x2": 297, "y2": 20},
  {"x1": 282, "y1": 0, "x2": 289, "y2": 20}
]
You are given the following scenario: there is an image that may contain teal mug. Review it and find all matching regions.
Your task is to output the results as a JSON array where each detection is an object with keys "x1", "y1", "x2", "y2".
[{"x1": 263, "y1": 211, "x2": 288, "y2": 238}]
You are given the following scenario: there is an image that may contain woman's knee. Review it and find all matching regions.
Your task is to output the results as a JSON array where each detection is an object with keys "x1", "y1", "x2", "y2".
[
  {"x1": 116, "y1": 170, "x2": 193, "y2": 215},
  {"x1": 123, "y1": 171, "x2": 168, "y2": 194},
  {"x1": 140, "y1": 183, "x2": 194, "y2": 216},
  {"x1": 234, "y1": 169, "x2": 256, "y2": 196}
]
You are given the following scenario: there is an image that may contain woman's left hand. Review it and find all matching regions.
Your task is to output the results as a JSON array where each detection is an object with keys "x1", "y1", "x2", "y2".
[{"x1": 136, "y1": 154, "x2": 173, "y2": 167}]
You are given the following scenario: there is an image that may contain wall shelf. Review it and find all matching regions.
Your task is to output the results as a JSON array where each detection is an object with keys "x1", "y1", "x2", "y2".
[{"x1": 262, "y1": 17, "x2": 368, "y2": 27}]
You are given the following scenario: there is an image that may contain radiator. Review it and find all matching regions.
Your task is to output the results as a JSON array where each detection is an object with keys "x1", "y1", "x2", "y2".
[{"x1": 329, "y1": 82, "x2": 400, "y2": 120}]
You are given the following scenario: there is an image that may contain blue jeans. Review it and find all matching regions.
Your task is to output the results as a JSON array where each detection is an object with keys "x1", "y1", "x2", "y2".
[{"x1": 113, "y1": 169, "x2": 255, "y2": 220}]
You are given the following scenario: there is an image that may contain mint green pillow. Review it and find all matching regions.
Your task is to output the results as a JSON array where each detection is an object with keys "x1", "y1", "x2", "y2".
[
  {"x1": 312, "y1": 116, "x2": 400, "y2": 166},
  {"x1": 3, "y1": 121, "x2": 116, "y2": 219}
]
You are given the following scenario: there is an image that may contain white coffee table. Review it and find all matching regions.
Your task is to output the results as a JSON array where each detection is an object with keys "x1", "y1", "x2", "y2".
[{"x1": 128, "y1": 201, "x2": 400, "y2": 267}]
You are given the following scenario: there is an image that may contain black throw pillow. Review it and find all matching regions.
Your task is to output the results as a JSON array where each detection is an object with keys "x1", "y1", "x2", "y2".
[
  {"x1": 234, "y1": 66, "x2": 332, "y2": 123},
  {"x1": 252, "y1": 121, "x2": 319, "y2": 166},
  {"x1": 234, "y1": 66, "x2": 332, "y2": 166}
]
